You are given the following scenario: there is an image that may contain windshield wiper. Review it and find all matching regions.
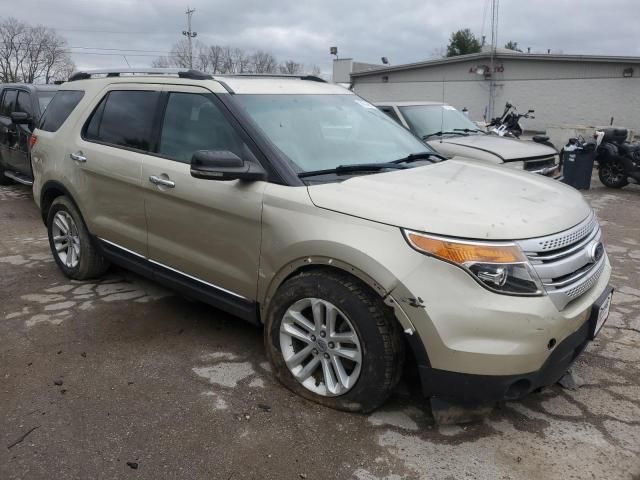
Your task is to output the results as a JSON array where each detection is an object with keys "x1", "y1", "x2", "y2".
[
  {"x1": 454, "y1": 128, "x2": 486, "y2": 134},
  {"x1": 298, "y1": 162, "x2": 408, "y2": 178},
  {"x1": 422, "y1": 131, "x2": 464, "y2": 140},
  {"x1": 391, "y1": 151, "x2": 446, "y2": 164}
]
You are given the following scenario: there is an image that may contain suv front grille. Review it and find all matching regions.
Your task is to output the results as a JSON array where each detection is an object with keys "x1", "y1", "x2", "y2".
[
  {"x1": 518, "y1": 212, "x2": 605, "y2": 310},
  {"x1": 523, "y1": 155, "x2": 559, "y2": 176}
]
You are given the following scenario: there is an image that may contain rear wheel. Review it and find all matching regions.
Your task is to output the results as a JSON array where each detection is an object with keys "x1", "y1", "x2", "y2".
[
  {"x1": 47, "y1": 196, "x2": 109, "y2": 280},
  {"x1": 265, "y1": 270, "x2": 404, "y2": 412},
  {"x1": 599, "y1": 159, "x2": 628, "y2": 188}
]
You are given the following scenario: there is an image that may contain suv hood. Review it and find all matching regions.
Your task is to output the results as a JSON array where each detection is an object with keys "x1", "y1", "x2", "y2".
[
  {"x1": 306, "y1": 159, "x2": 590, "y2": 240},
  {"x1": 436, "y1": 134, "x2": 557, "y2": 161}
]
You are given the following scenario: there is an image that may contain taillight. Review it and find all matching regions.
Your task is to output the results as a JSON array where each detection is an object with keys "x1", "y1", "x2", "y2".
[{"x1": 29, "y1": 134, "x2": 38, "y2": 150}]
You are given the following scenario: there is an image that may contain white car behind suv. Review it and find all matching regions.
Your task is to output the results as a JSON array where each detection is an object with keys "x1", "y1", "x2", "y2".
[{"x1": 376, "y1": 101, "x2": 561, "y2": 177}]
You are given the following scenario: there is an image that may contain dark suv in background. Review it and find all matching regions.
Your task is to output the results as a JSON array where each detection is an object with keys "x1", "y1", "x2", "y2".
[{"x1": 0, "y1": 83, "x2": 59, "y2": 185}]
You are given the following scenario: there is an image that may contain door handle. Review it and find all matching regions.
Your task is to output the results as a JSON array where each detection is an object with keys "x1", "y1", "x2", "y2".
[
  {"x1": 149, "y1": 175, "x2": 175, "y2": 188},
  {"x1": 70, "y1": 151, "x2": 87, "y2": 163}
]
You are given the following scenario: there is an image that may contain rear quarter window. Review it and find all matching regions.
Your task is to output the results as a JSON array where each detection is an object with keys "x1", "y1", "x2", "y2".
[
  {"x1": 39, "y1": 90, "x2": 85, "y2": 132},
  {"x1": 83, "y1": 90, "x2": 159, "y2": 151}
]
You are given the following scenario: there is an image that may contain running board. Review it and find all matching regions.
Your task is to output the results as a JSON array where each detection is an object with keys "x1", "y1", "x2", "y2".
[{"x1": 3, "y1": 171, "x2": 33, "y2": 186}]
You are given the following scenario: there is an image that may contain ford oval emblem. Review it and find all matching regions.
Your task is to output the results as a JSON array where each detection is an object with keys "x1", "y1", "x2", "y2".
[{"x1": 589, "y1": 242, "x2": 604, "y2": 263}]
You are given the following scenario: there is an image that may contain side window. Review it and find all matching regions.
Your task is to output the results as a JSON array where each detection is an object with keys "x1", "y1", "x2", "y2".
[
  {"x1": 0, "y1": 89, "x2": 17, "y2": 116},
  {"x1": 158, "y1": 92, "x2": 246, "y2": 163},
  {"x1": 378, "y1": 106, "x2": 401, "y2": 123},
  {"x1": 39, "y1": 90, "x2": 85, "y2": 132},
  {"x1": 85, "y1": 90, "x2": 159, "y2": 151},
  {"x1": 15, "y1": 91, "x2": 33, "y2": 116},
  {"x1": 84, "y1": 96, "x2": 106, "y2": 140}
]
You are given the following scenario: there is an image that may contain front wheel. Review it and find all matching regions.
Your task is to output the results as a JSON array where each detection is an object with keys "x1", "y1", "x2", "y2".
[
  {"x1": 598, "y1": 159, "x2": 628, "y2": 188},
  {"x1": 265, "y1": 270, "x2": 404, "y2": 413}
]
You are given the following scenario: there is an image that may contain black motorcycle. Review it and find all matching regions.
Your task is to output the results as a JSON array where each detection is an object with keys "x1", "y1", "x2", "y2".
[
  {"x1": 595, "y1": 128, "x2": 640, "y2": 188},
  {"x1": 487, "y1": 102, "x2": 535, "y2": 138}
]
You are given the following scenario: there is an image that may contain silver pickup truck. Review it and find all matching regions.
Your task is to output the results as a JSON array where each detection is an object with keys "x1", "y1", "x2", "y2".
[{"x1": 376, "y1": 101, "x2": 561, "y2": 178}]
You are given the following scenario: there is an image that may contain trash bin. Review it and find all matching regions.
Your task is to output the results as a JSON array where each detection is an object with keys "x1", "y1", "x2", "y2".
[{"x1": 561, "y1": 139, "x2": 596, "y2": 190}]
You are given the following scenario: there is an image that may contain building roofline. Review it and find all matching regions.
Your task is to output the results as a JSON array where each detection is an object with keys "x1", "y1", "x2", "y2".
[{"x1": 350, "y1": 51, "x2": 640, "y2": 77}]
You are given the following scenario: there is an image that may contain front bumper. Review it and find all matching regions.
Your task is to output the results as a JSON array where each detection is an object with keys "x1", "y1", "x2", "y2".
[
  {"x1": 419, "y1": 311, "x2": 591, "y2": 403},
  {"x1": 389, "y1": 251, "x2": 611, "y2": 402}
]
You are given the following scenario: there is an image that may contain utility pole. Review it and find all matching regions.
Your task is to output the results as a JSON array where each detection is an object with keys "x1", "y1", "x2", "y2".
[
  {"x1": 182, "y1": 7, "x2": 197, "y2": 69},
  {"x1": 487, "y1": 0, "x2": 499, "y2": 121}
]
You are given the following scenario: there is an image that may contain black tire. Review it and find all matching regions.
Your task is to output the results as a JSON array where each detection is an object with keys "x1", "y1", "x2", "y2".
[
  {"x1": 47, "y1": 196, "x2": 110, "y2": 280},
  {"x1": 265, "y1": 270, "x2": 404, "y2": 413},
  {"x1": 598, "y1": 159, "x2": 628, "y2": 188}
]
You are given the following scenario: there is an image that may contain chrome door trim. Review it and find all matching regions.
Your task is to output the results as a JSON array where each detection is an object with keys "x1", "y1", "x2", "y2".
[
  {"x1": 148, "y1": 259, "x2": 248, "y2": 300},
  {"x1": 99, "y1": 237, "x2": 146, "y2": 258},
  {"x1": 97, "y1": 237, "x2": 249, "y2": 301}
]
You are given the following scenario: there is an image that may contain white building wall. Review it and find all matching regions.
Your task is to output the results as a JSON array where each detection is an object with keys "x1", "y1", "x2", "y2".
[{"x1": 352, "y1": 58, "x2": 640, "y2": 132}]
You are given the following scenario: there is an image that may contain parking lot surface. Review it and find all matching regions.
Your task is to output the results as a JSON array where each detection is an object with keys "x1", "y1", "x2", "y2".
[{"x1": 1, "y1": 180, "x2": 639, "y2": 480}]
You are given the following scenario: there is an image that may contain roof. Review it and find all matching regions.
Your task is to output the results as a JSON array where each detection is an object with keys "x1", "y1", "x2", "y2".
[
  {"x1": 350, "y1": 51, "x2": 640, "y2": 77},
  {"x1": 64, "y1": 69, "x2": 350, "y2": 95}
]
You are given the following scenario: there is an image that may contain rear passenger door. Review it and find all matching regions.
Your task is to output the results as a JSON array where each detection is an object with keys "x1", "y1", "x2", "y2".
[
  {"x1": 142, "y1": 85, "x2": 266, "y2": 302},
  {"x1": 70, "y1": 86, "x2": 161, "y2": 256}
]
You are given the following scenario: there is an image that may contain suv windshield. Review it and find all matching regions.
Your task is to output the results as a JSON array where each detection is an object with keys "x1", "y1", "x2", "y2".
[
  {"x1": 399, "y1": 105, "x2": 482, "y2": 139},
  {"x1": 235, "y1": 94, "x2": 434, "y2": 173}
]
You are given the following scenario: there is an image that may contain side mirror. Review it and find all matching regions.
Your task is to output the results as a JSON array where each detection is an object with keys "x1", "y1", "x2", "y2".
[
  {"x1": 10, "y1": 111, "x2": 31, "y2": 125},
  {"x1": 190, "y1": 150, "x2": 267, "y2": 181}
]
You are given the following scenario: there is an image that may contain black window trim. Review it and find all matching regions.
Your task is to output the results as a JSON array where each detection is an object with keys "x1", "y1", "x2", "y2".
[
  {"x1": 147, "y1": 90, "x2": 268, "y2": 173},
  {"x1": 38, "y1": 89, "x2": 86, "y2": 133},
  {"x1": 0, "y1": 88, "x2": 19, "y2": 118},
  {"x1": 15, "y1": 89, "x2": 34, "y2": 117},
  {"x1": 81, "y1": 89, "x2": 164, "y2": 156},
  {"x1": 79, "y1": 85, "x2": 296, "y2": 186}
]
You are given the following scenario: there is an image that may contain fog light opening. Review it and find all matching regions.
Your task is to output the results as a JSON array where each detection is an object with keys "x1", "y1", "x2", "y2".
[
  {"x1": 505, "y1": 379, "x2": 531, "y2": 400},
  {"x1": 548, "y1": 338, "x2": 557, "y2": 350}
]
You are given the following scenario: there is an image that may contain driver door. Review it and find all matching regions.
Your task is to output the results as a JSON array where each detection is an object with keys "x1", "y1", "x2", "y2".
[{"x1": 142, "y1": 86, "x2": 266, "y2": 309}]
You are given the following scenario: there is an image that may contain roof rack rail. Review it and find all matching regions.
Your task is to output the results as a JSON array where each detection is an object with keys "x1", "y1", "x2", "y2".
[
  {"x1": 68, "y1": 68, "x2": 213, "y2": 82},
  {"x1": 222, "y1": 73, "x2": 326, "y2": 83}
]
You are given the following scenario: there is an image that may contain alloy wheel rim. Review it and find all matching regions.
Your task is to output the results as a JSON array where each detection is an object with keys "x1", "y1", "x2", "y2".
[
  {"x1": 52, "y1": 211, "x2": 81, "y2": 269},
  {"x1": 279, "y1": 298, "x2": 362, "y2": 397},
  {"x1": 603, "y1": 162, "x2": 624, "y2": 183}
]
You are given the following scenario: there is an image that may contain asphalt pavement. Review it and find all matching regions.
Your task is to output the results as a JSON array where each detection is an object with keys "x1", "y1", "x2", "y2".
[{"x1": 1, "y1": 179, "x2": 639, "y2": 479}]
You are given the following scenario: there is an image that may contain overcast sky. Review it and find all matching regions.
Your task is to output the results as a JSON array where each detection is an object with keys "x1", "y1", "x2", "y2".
[{"x1": 7, "y1": 0, "x2": 640, "y2": 73}]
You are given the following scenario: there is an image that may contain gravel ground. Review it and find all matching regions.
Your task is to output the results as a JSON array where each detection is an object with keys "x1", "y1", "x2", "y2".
[{"x1": 1, "y1": 179, "x2": 639, "y2": 480}]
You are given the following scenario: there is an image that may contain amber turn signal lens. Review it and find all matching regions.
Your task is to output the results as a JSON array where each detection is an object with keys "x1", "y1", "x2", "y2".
[{"x1": 406, "y1": 232, "x2": 525, "y2": 264}]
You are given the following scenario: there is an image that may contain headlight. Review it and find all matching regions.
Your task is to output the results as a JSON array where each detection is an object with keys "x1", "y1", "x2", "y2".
[{"x1": 403, "y1": 230, "x2": 544, "y2": 296}]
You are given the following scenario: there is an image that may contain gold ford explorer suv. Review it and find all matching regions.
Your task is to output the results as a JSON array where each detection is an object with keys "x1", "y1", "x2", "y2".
[{"x1": 30, "y1": 69, "x2": 612, "y2": 413}]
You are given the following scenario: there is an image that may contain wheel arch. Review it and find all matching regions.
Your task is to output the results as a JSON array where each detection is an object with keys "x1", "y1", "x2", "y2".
[
  {"x1": 39, "y1": 180, "x2": 85, "y2": 226},
  {"x1": 261, "y1": 257, "x2": 432, "y2": 383}
]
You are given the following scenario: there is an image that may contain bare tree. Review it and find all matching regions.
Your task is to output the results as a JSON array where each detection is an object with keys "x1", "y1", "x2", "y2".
[
  {"x1": 0, "y1": 17, "x2": 28, "y2": 82},
  {"x1": 151, "y1": 41, "x2": 309, "y2": 77},
  {"x1": 151, "y1": 56, "x2": 172, "y2": 68},
  {"x1": 307, "y1": 64, "x2": 322, "y2": 76},
  {"x1": 0, "y1": 17, "x2": 74, "y2": 83},
  {"x1": 249, "y1": 50, "x2": 277, "y2": 73},
  {"x1": 279, "y1": 60, "x2": 303, "y2": 75}
]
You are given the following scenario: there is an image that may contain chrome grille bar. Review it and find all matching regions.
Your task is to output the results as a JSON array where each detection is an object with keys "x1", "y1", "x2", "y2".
[{"x1": 518, "y1": 210, "x2": 605, "y2": 310}]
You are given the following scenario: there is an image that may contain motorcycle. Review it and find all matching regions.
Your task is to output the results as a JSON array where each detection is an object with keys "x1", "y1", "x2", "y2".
[
  {"x1": 487, "y1": 102, "x2": 535, "y2": 138},
  {"x1": 594, "y1": 128, "x2": 640, "y2": 188}
]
